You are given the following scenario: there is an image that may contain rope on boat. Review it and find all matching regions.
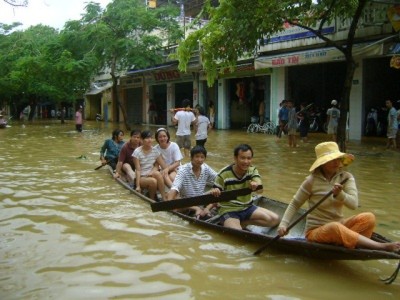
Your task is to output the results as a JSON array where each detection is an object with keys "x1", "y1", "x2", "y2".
[{"x1": 381, "y1": 260, "x2": 400, "y2": 284}]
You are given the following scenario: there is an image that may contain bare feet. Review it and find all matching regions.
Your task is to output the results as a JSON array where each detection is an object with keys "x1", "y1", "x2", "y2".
[{"x1": 383, "y1": 242, "x2": 400, "y2": 252}]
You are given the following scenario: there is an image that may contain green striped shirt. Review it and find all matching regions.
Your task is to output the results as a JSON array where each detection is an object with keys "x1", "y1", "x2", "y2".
[{"x1": 214, "y1": 164, "x2": 262, "y2": 215}]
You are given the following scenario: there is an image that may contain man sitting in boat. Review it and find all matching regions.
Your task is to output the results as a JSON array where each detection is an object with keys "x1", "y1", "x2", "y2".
[
  {"x1": 99, "y1": 129, "x2": 125, "y2": 170},
  {"x1": 166, "y1": 145, "x2": 217, "y2": 219},
  {"x1": 277, "y1": 141, "x2": 400, "y2": 252},
  {"x1": 209, "y1": 144, "x2": 280, "y2": 230},
  {"x1": 114, "y1": 129, "x2": 141, "y2": 188}
]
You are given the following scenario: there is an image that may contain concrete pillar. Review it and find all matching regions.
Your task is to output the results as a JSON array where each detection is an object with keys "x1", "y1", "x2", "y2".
[
  {"x1": 349, "y1": 59, "x2": 363, "y2": 141},
  {"x1": 167, "y1": 83, "x2": 175, "y2": 127},
  {"x1": 217, "y1": 78, "x2": 229, "y2": 129},
  {"x1": 270, "y1": 68, "x2": 286, "y2": 124}
]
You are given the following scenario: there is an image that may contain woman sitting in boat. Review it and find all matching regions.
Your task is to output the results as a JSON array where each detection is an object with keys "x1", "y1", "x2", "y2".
[
  {"x1": 154, "y1": 128, "x2": 183, "y2": 189},
  {"x1": 277, "y1": 141, "x2": 400, "y2": 252},
  {"x1": 99, "y1": 129, "x2": 125, "y2": 170},
  {"x1": 209, "y1": 144, "x2": 280, "y2": 230},
  {"x1": 132, "y1": 130, "x2": 168, "y2": 201}
]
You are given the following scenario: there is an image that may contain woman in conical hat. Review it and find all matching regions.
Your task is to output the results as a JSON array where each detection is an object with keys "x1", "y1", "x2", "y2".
[{"x1": 278, "y1": 142, "x2": 400, "y2": 252}]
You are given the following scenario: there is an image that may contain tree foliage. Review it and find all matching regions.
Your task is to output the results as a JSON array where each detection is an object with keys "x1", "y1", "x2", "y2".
[
  {"x1": 177, "y1": 0, "x2": 372, "y2": 150},
  {"x1": 0, "y1": 0, "x2": 182, "y2": 122},
  {"x1": 0, "y1": 22, "x2": 99, "y2": 110},
  {"x1": 64, "y1": 0, "x2": 182, "y2": 129}
]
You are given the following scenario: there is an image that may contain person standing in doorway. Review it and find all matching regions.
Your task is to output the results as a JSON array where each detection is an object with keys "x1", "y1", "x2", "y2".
[
  {"x1": 172, "y1": 99, "x2": 196, "y2": 158},
  {"x1": 326, "y1": 100, "x2": 340, "y2": 142},
  {"x1": 148, "y1": 100, "x2": 158, "y2": 124},
  {"x1": 258, "y1": 99, "x2": 265, "y2": 125},
  {"x1": 385, "y1": 99, "x2": 398, "y2": 150},
  {"x1": 75, "y1": 106, "x2": 83, "y2": 132},
  {"x1": 209, "y1": 101, "x2": 215, "y2": 129}
]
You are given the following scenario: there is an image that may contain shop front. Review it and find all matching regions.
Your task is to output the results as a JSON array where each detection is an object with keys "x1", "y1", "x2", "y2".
[
  {"x1": 214, "y1": 64, "x2": 272, "y2": 129},
  {"x1": 255, "y1": 43, "x2": 385, "y2": 140},
  {"x1": 145, "y1": 69, "x2": 196, "y2": 126}
]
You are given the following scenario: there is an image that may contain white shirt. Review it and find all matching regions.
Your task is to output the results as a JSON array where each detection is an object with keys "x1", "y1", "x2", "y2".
[
  {"x1": 154, "y1": 142, "x2": 183, "y2": 166},
  {"x1": 174, "y1": 110, "x2": 196, "y2": 136},
  {"x1": 171, "y1": 162, "x2": 217, "y2": 198},
  {"x1": 195, "y1": 115, "x2": 210, "y2": 140},
  {"x1": 132, "y1": 146, "x2": 161, "y2": 176}
]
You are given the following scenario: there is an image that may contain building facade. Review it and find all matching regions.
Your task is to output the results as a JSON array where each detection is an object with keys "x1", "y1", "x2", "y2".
[{"x1": 90, "y1": 1, "x2": 400, "y2": 141}]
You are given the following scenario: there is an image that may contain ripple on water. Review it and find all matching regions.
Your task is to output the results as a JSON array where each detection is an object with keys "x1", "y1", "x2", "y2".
[
  {"x1": 1, "y1": 124, "x2": 400, "y2": 299},
  {"x1": 100, "y1": 220, "x2": 163, "y2": 237},
  {"x1": 0, "y1": 187, "x2": 14, "y2": 195}
]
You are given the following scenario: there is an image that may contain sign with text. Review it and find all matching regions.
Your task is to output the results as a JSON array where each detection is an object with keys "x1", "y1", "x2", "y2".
[{"x1": 255, "y1": 43, "x2": 382, "y2": 69}]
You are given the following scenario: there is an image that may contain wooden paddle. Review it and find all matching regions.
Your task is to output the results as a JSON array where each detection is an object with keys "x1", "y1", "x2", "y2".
[
  {"x1": 151, "y1": 185, "x2": 263, "y2": 212},
  {"x1": 254, "y1": 178, "x2": 349, "y2": 256},
  {"x1": 297, "y1": 102, "x2": 314, "y2": 115},
  {"x1": 94, "y1": 161, "x2": 108, "y2": 170}
]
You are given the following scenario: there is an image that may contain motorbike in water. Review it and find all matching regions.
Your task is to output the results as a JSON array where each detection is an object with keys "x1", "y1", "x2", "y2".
[
  {"x1": 95, "y1": 113, "x2": 103, "y2": 122},
  {"x1": 308, "y1": 111, "x2": 327, "y2": 133}
]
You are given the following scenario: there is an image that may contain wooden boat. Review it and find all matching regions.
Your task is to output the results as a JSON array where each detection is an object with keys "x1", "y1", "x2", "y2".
[{"x1": 106, "y1": 166, "x2": 400, "y2": 262}]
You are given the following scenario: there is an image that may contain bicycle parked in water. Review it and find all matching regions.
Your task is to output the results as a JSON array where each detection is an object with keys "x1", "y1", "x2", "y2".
[{"x1": 247, "y1": 117, "x2": 276, "y2": 135}]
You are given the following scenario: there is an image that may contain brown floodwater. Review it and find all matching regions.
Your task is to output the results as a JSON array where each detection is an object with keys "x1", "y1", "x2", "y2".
[{"x1": 0, "y1": 119, "x2": 399, "y2": 299}]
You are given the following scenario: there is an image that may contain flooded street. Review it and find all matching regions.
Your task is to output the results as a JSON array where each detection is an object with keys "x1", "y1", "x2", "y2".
[{"x1": 1, "y1": 120, "x2": 399, "y2": 299}]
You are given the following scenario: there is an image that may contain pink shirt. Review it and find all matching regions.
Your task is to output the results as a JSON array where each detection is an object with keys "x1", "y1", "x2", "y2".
[{"x1": 75, "y1": 111, "x2": 82, "y2": 125}]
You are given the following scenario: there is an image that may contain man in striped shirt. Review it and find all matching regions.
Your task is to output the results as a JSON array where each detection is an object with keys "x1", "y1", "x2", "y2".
[
  {"x1": 209, "y1": 144, "x2": 280, "y2": 230},
  {"x1": 167, "y1": 145, "x2": 217, "y2": 218}
]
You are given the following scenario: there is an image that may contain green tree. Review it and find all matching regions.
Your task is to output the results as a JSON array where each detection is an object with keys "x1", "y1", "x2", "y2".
[
  {"x1": 177, "y1": 0, "x2": 379, "y2": 151},
  {"x1": 70, "y1": 0, "x2": 182, "y2": 130},
  {"x1": 0, "y1": 23, "x2": 99, "y2": 118}
]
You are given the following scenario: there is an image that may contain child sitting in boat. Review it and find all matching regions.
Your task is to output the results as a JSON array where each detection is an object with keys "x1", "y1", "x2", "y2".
[{"x1": 166, "y1": 145, "x2": 217, "y2": 219}]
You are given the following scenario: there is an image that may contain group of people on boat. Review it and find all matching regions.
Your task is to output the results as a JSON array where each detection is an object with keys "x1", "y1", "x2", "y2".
[{"x1": 98, "y1": 124, "x2": 400, "y2": 254}]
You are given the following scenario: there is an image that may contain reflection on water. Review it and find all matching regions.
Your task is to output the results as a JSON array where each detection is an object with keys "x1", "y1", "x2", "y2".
[{"x1": 1, "y1": 120, "x2": 399, "y2": 299}]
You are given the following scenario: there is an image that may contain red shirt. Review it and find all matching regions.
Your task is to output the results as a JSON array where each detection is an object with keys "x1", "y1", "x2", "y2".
[{"x1": 118, "y1": 142, "x2": 138, "y2": 167}]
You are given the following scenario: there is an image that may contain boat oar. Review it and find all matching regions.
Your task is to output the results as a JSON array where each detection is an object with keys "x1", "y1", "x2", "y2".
[
  {"x1": 151, "y1": 185, "x2": 263, "y2": 212},
  {"x1": 94, "y1": 161, "x2": 108, "y2": 170},
  {"x1": 297, "y1": 102, "x2": 314, "y2": 115},
  {"x1": 254, "y1": 178, "x2": 349, "y2": 256}
]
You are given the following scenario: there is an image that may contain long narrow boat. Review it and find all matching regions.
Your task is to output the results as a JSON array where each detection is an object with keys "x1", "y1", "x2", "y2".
[{"x1": 107, "y1": 166, "x2": 400, "y2": 262}]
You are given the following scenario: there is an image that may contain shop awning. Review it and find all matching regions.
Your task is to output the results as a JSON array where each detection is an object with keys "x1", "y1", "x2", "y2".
[
  {"x1": 85, "y1": 82, "x2": 113, "y2": 95},
  {"x1": 126, "y1": 63, "x2": 178, "y2": 75},
  {"x1": 255, "y1": 42, "x2": 383, "y2": 69}
]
